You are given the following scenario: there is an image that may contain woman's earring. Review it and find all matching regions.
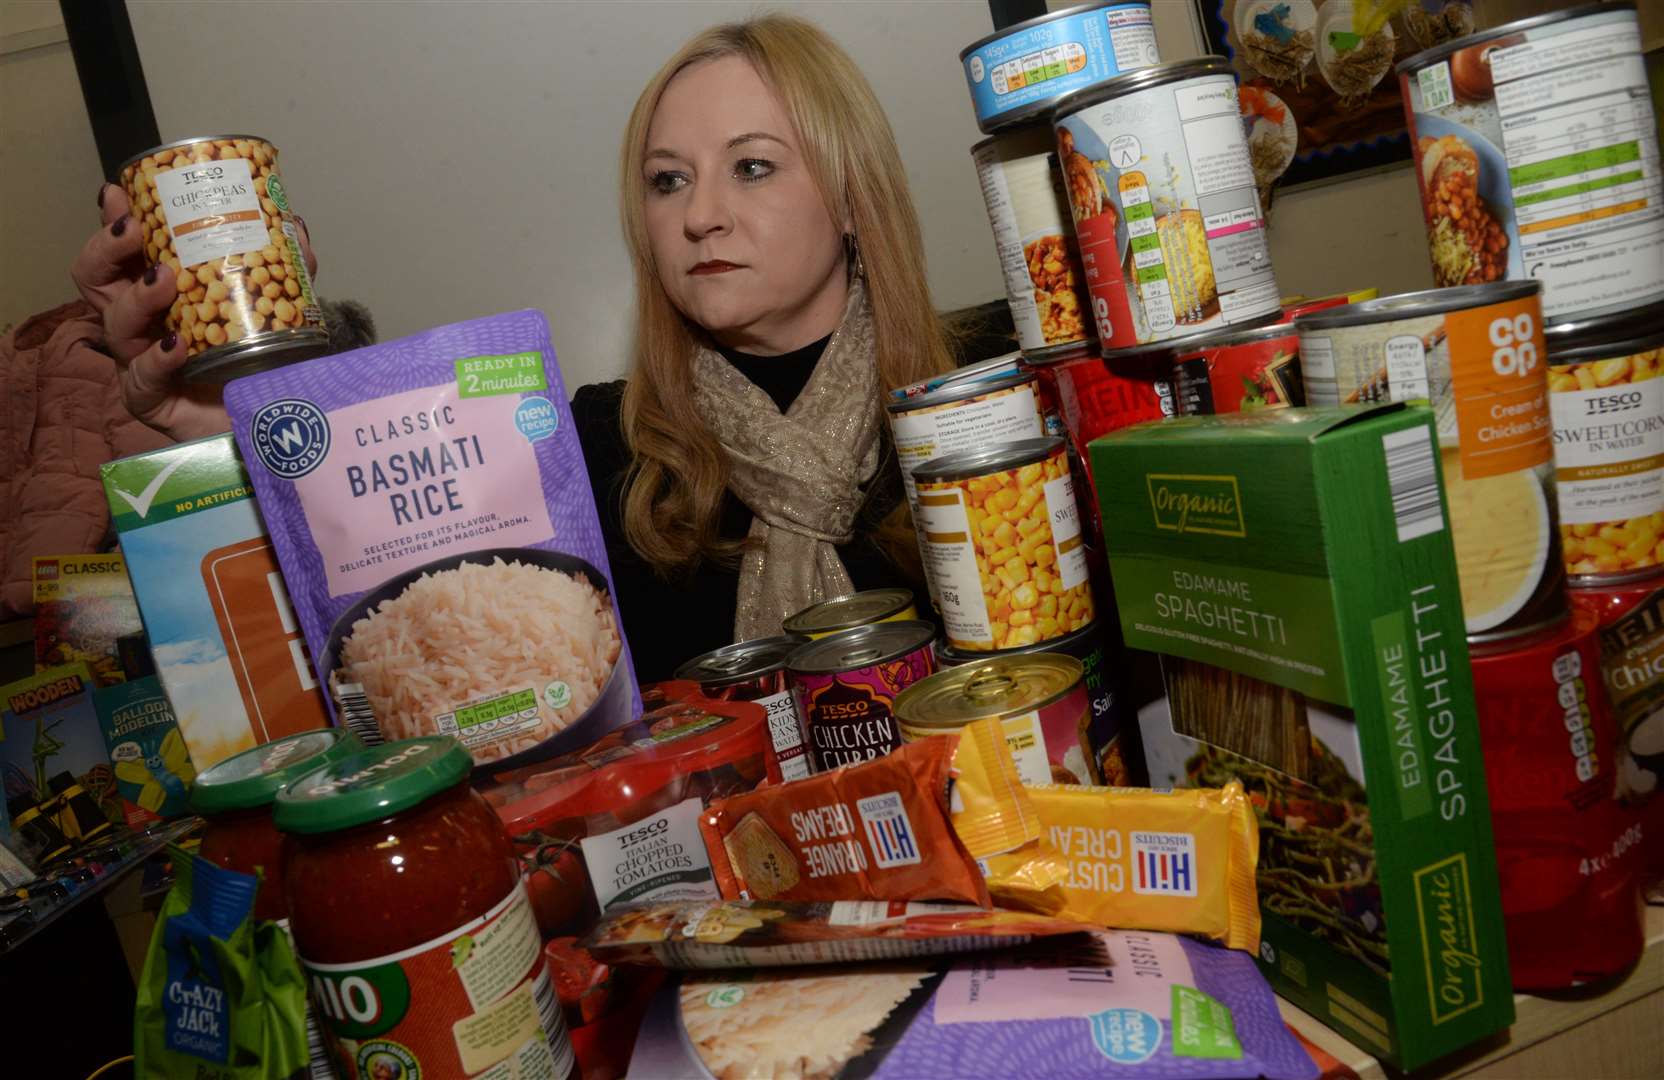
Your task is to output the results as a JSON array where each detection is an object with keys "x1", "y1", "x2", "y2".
[{"x1": 844, "y1": 233, "x2": 865, "y2": 281}]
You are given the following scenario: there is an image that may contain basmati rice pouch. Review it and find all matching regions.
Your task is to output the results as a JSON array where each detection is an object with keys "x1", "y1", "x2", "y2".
[
  {"x1": 134, "y1": 846, "x2": 310, "y2": 1079},
  {"x1": 224, "y1": 311, "x2": 641, "y2": 768},
  {"x1": 950, "y1": 716, "x2": 1069, "y2": 913}
]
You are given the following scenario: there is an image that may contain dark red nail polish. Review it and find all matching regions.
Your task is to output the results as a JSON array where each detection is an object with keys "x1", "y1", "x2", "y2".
[
  {"x1": 143, "y1": 264, "x2": 159, "y2": 285},
  {"x1": 97, "y1": 183, "x2": 107, "y2": 209},
  {"x1": 161, "y1": 332, "x2": 178, "y2": 353},
  {"x1": 111, "y1": 217, "x2": 127, "y2": 237}
]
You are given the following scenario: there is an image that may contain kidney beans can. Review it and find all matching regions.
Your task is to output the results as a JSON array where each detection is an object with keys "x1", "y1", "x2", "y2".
[
  {"x1": 895, "y1": 653, "x2": 1092, "y2": 785},
  {"x1": 1469, "y1": 609, "x2": 1645, "y2": 989},
  {"x1": 913, "y1": 437, "x2": 1093, "y2": 653},
  {"x1": 1546, "y1": 315, "x2": 1664, "y2": 584},
  {"x1": 1397, "y1": 2, "x2": 1664, "y2": 323},
  {"x1": 1052, "y1": 59, "x2": 1282, "y2": 354},
  {"x1": 118, "y1": 135, "x2": 328, "y2": 383},
  {"x1": 676, "y1": 636, "x2": 814, "y2": 781},
  {"x1": 781, "y1": 589, "x2": 919, "y2": 641},
  {"x1": 1171, "y1": 319, "x2": 1304, "y2": 415},
  {"x1": 1296, "y1": 282, "x2": 1567, "y2": 640},
  {"x1": 786, "y1": 621, "x2": 937, "y2": 771},
  {"x1": 960, "y1": 2, "x2": 1160, "y2": 135},
  {"x1": 973, "y1": 127, "x2": 1095, "y2": 355}
]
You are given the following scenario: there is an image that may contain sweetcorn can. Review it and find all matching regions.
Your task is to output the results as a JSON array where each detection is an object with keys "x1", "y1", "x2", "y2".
[
  {"x1": 781, "y1": 589, "x2": 919, "y2": 641},
  {"x1": 1546, "y1": 314, "x2": 1664, "y2": 584},
  {"x1": 1052, "y1": 59, "x2": 1281, "y2": 354},
  {"x1": 676, "y1": 636, "x2": 814, "y2": 781},
  {"x1": 118, "y1": 135, "x2": 328, "y2": 382},
  {"x1": 895, "y1": 653, "x2": 1093, "y2": 785},
  {"x1": 785, "y1": 621, "x2": 937, "y2": 771},
  {"x1": 1296, "y1": 281, "x2": 1566, "y2": 640},
  {"x1": 913, "y1": 437, "x2": 1093, "y2": 653}
]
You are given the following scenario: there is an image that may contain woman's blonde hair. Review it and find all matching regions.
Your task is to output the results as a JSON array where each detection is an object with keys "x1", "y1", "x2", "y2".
[{"x1": 617, "y1": 13, "x2": 955, "y2": 576}]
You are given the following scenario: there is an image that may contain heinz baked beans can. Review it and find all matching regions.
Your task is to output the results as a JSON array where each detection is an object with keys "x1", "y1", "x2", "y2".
[
  {"x1": 676, "y1": 636, "x2": 814, "y2": 781},
  {"x1": 895, "y1": 653, "x2": 1093, "y2": 785},
  {"x1": 1052, "y1": 59, "x2": 1282, "y2": 354},
  {"x1": 117, "y1": 135, "x2": 328, "y2": 383},
  {"x1": 1547, "y1": 314, "x2": 1664, "y2": 584},
  {"x1": 913, "y1": 437, "x2": 1093, "y2": 653},
  {"x1": 1296, "y1": 282, "x2": 1567, "y2": 640},
  {"x1": 1397, "y1": 2, "x2": 1664, "y2": 323},
  {"x1": 785, "y1": 621, "x2": 937, "y2": 771},
  {"x1": 972, "y1": 127, "x2": 1096, "y2": 356},
  {"x1": 1170, "y1": 319, "x2": 1304, "y2": 415},
  {"x1": 1469, "y1": 609, "x2": 1645, "y2": 989}
]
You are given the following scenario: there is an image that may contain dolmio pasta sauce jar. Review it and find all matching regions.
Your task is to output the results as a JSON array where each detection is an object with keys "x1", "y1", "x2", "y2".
[{"x1": 276, "y1": 736, "x2": 575, "y2": 1080}]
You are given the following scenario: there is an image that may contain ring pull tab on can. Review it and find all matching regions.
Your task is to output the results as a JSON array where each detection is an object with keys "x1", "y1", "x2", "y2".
[{"x1": 964, "y1": 673, "x2": 1020, "y2": 705}]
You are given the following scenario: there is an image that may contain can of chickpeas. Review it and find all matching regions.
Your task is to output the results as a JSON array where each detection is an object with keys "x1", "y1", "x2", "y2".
[
  {"x1": 117, "y1": 135, "x2": 327, "y2": 383},
  {"x1": 912, "y1": 436, "x2": 1094, "y2": 652},
  {"x1": 1547, "y1": 313, "x2": 1664, "y2": 585}
]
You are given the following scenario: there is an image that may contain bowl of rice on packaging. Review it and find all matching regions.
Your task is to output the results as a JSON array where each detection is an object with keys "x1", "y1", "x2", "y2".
[
  {"x1": 628, "y1": 929, "x2": 1318, "y2": 1079},
  {"x1": 224, "y1": 310, "x2": 641, "y2": 768}
]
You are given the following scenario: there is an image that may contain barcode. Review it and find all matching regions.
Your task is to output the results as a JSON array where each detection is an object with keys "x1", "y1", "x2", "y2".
[
  {"x1": 330, "y1": 680, "x2": 385, "y2": 747},
  {"x1": 533, "y1": 967, "x2": 577, "y2": 1078},
  {"x1": 1382, "y1": 426, "x2": 1444, "y2": 542},
  {"x1": 305, "y1": 1004, "x2": 336, "y2": 1080}
]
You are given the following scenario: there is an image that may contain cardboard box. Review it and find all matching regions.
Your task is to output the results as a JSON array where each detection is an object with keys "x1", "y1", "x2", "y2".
[
  {"x1": 32, "y1": 554, "x2": 142, "y2": 687},
  {"x1": 1, "y1": 663, "x2": 111, "y2": 807},
  {"x1": 1090, "y1": 405, "x2": 1513, "y2": 1070},
  {"x1": 94, "y1": 675, "x2": 195, "y2": 826},
  {"x1": 101, "y1": 434, "x2": 329, "y2": 770}
]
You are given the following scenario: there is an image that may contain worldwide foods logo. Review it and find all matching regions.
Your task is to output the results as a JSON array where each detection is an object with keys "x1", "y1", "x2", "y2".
[
  {"x1": 1146, "y1": 474, "x2": 1245, "y2": 537},
  {"x1": 251, "y1": 398, "x2": 331, "y2": 480}
]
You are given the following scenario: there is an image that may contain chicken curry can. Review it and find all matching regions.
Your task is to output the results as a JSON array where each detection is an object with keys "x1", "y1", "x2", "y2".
[
  {"x1": 896, "y1": 654, "x2": 1092, "y2": 785},
  {"x1": 781, "y1": 589, "x2": 919, "y2": 641},
  {"x1": 1295, "y1": 282, "x2": 1566, "y2": 640},
  {"x1": 117, "y1": 135, "x2": 328, "y2": 383},
  {"x1": 960, "y1": 1, "x2": 1160, "y2": 135},
  {"x1": 1397, "y1": 2, "x2": 1664, "y2": 323},
  {"x1": 676, "y1": 636, "x2": 814, "y2": 781},
  {"x1": 1547, "y1": 315, "x2": 1664, "y2": 584},
  {"x1": 785, "y1": 621, "x2": 938, "y2": 771},
  {"x1": 1170, "y1": 319, "x2": 1304, "y2": 415},
  {"x1": 913, "y1": 437, "x2": 1093, "y2": 653},
  {"x1": 972, "y1": 127, "x2": 1095, "y2": 355},
  {"x1": 1052, "y1": 59, "x2": 1282, "y2": 354}
]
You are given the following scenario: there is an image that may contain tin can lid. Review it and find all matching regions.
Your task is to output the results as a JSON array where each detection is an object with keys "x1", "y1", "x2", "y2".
[
  {"x1": 1395, "y1": 1, "x2": 1634, "y2": 75},
  {"x1": 1022, "y1": 340, "x2": 1099, "y2": 367},
  {"x1": 786, "y1": 620, "x2": 937, "y2": 675},
  {"x1": 1051, "y1": 57, "x2": 1234, "y2": 121},
  {"x1": 887, "y1": 370, "x2": 1035, "y2": 415},
  {"x1": 274, "y1": 736, "x2": 471, "y2": 834},
  {"x1": 116, "y1": 133, "x2": 277, "y2": 179},
  {"x1": 938, "y1": 620, "x2": 1107, "y2": 665},
  {"x1": 1546, "y1": 308, "x2": 1664, "y2": 363},
  {"x1": 894, "y1": 654, "x2": 1083, "y2": 728},
  {"x1": 971, "y1": 126, "x2": 1055, "y2": 158},
  {"x1": 1168, "y1": 319, "x2": 1301, "y2": 358},
  {"x1": 675, "y1": 635, "x2": 805, "y2": 687},
  {"x1": 184, "y1": 328, "x2": 332, "y2": 384},
  {"x1": 913, "y1": 436, "x2": 1063, "y2": 485},
  {"x1": 960, "y1": 2, "x2": 1150, "y2": 62},
  {"x1": 1292, "y1": 281, "x2": 1540, "y2": 332},
  {"x1": 783, "y1": 589, "x2": 916, "y2": 636},
  {"x1": 190, "y1": 728, "x2": 362, "y2": 815}
]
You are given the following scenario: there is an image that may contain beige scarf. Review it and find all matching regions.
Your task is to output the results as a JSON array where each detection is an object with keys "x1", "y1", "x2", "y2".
[{"x1": 692, "y1": 279, "x2": 882, "y2": 641}]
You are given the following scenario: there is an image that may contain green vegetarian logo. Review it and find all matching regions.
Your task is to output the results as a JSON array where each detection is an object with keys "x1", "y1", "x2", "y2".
[{"x1": 308, "y1": 962, "x2": 411, "y2": 1040}]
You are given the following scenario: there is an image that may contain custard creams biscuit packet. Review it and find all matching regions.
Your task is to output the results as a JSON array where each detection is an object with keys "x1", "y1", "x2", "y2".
[
  {"x1": 950, "y1": 716, "x2": 1070, "y2": 913},
  {"x1": 700, "y1": 735, "x2": 992, "y2": 905}
]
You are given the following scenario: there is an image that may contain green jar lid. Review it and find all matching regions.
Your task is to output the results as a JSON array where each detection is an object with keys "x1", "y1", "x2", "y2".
[
  {"x1": 273, "y1": 736, "x2": 472, "y2": 835},
  {"x1": 190, "y1": 728, "x2": 362, "y2": 816}
]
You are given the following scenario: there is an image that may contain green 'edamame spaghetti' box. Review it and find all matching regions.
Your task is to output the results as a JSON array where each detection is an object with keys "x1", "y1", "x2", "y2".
[{"x1": 1089, "y1": 404, "x2": 1512, "y2": 1071}]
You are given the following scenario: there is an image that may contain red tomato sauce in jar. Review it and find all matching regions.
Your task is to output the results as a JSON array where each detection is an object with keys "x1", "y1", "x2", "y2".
[
  {"x1": 275, "y1": 736, "x2": 574, "y2": 1080},
  {"x1": 190, "y1": 728, "x2": 360, "y2": 922}
]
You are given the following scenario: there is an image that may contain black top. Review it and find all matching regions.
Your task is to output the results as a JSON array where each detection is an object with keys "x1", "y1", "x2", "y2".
[{"x1": 570, "y1": 339, "x2": 925, "y2": 682}]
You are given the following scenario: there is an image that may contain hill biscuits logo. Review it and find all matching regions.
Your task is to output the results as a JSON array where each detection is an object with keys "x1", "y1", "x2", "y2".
[{"x1": 1147, "y1": 474, "x2": 1245, "y2": 537}]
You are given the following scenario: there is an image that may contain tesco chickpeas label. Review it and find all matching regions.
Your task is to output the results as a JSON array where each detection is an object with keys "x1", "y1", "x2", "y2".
[{"x1": 154, "y1": 158, "x2": 267, "y2": 268}]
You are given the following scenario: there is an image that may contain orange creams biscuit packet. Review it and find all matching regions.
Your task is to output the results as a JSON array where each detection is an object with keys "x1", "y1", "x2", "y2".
[
  {"x1": 700, "y1": 736, "x2": 991, "y2": 906},
  {"x1": 950, "y1": 717, "x2": 1069, "y2": 913},
  {"x1": 1029, "y1": 782, "x2": 1261, "y2": 951}
]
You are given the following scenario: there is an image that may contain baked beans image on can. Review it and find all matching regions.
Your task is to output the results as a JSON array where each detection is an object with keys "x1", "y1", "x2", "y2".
[
  {"x1": 972, "y1": 127, "x2": 1095, "y2": 357},
  {"x1": 118, "y1": 135, "x2": 328, "y2": 382},
  {"x1": 781, "y1": 588, "x2": 919, "y2": 641},
  {"x1": 1295, "y1": 282, "x2": 1566, "y2": 639},
  {"x1": 676, "y1": 636, "x2": 814, "y2": 781},
  {"x1": 785, "y1": 621, "x2": 937, "y2": 771},
  {"x1": 1397, "y1": 2, "x2": 1664, "y2": 323},
  {"x1": 1053, "y1": 58, "x2": 1282, "y2": 354},
  {"x1": 896, "y1": 653, "x2": 1093, "y2": 785},
  {"x1": 913, "y1": 437, "x2": 1093, "y2": 653},
  {"x1": 1170, "y1": 319, "x2": 1304, "y2": 415},
  {"x1": 960, "y1": 2, "x2": 1160, "y2": 134},
  {"x1": 1547, "y1": 313, "x2": 1664, "y2": 584}
]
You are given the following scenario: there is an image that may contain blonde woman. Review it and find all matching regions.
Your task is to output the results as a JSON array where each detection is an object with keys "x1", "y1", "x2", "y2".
[{"x1": 67, "y1": 14, "x2": 954, "y2": 678}]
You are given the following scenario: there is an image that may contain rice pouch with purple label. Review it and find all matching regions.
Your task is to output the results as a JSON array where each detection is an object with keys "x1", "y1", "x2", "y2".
[{"x1": 224, "y1": 310, "x2": 641, "y2": 768}]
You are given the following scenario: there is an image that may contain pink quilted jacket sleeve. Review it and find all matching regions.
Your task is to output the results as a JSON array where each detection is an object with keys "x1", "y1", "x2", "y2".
[{"x1": 0, "y1": 301, "x2": 174, "y2": 620}]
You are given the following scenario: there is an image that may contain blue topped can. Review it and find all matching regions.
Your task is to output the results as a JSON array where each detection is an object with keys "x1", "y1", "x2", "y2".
[{"x1": 960, "y1": 2, "x2": 1160, "y2": 134}]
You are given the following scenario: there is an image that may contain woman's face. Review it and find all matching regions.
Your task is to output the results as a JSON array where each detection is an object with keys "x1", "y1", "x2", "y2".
[{"x1": 642, "y1": 55, "x2": 849, "y2": 355}]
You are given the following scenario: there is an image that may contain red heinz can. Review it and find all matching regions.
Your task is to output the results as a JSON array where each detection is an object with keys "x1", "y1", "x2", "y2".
[
  {"x1": 1469, "y1": 609, "x2": 1645, "y2": 989},
  {"x1": 1169, "y1": 320, "x2": 1304, "y2": 416}
]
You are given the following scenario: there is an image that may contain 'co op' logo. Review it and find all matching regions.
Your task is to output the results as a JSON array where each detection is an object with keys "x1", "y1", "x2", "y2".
[{"x1": 1489, "y1": 312, "x2": 1538, "y2": 378}]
